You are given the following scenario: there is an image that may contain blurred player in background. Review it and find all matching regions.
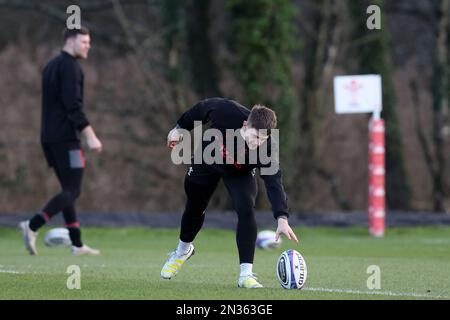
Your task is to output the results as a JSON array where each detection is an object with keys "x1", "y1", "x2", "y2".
[
  {"x1": 161, "y1": 98, "x2": 298, "y2": 288},
  {"x1": 19, "y1": 27, "x2": 102, "y2": 256}
]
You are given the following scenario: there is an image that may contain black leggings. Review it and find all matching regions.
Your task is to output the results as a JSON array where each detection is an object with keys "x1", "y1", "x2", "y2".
[
  {"x1": 180, "y1": 166, "x2": 258, "y2": 264},
  {"x1": 29, "y1": 142, "x2": 84, "y2": 246},
  {"x1": 43, "y1": 164, "x2": 83, "y2": 226},
  {"x1": 41, "y1": 142, "x2": 84, "y2": 226}
]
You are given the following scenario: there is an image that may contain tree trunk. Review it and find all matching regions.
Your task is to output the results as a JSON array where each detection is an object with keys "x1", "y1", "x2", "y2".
[
  {"x1": 296, "y1": 0, "x2": 350, "y2": 210},
  {"x1": 185, "y1": 0, "x2": 221, "y2": 97},
  {"x1": 431, "y1": 0, "x2": 450, "y2": 211},
  {"x1": 348, "y1": 0, "x2": 412, "y2": 210}
]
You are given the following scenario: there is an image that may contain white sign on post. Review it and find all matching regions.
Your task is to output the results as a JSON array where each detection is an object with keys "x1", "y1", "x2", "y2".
[{"x1": 334, "y1": 75, "x2": 382, "y2": 115}]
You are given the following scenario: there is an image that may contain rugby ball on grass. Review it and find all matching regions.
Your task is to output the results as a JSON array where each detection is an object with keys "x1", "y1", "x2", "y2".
[
  {"x1": 256, "y1": 230, "x2": 281, "y2": 249},
  {"x1": 276, "y1": 249, "x2": 307, "y2": 289},
  {"x1": 44, "y1": 228, "x2": 71, "y2": 247}
]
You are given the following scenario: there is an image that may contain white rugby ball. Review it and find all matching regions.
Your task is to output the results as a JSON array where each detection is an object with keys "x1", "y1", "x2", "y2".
[
  {"x1": 276, "y1": 249, "x2": 307, "y2": 289},
  {"x1": 256, "y1": 230, "x2": 281, "y2": 249},
  {"x1": 44, "y1": 228, "x2": 71, "y2": 247}
]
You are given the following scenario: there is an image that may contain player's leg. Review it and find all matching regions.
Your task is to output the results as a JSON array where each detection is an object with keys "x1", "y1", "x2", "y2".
[
  {"x1": 62, "y1": 206, "x2": 82, "y2": 246},
  {"x1": 180, "y1": 178, "x2": 218, "y2": 243},
  {"x1": 223, "y1": 171, "x2": 262, "y2": 288},
  {"x1": 161, "y1": 165, "x2": 219, "y2": 279},
  {"x1": 58, "y1": 174, "x2": 100, "y2": 255},
  {"x1": 53, "y1": 165, "x2": 83, "y2": 249},
  {"x1": 26, "y1": 143, "x2": 82, "y2": 232},
  {"x1": 62, "y1": 205, "x2": 99, "y2": 255},
  {"x1": 19, "y1": 143, "x2": 60, "y2": 255},
  {"x1": 53, "y1": 146, "x2": 99, "y2": 255},
  {"x1": 49, "y1": 162, "x2": 84, "y2": 250},
  {"x1": 20, "y1": 143, "x2": 96, "y2": 255}
]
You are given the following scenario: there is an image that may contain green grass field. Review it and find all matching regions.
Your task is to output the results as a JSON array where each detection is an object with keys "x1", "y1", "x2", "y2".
[{"x1": 0, "y1": 226, "x2": 449, "y2": 300}]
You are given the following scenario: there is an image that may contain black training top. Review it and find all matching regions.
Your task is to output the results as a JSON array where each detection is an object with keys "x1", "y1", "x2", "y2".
[
  {"x1": 41, "y1": 51, "x2": 90, "y2": 144},
  {"x1": 176, "y1": 97, "x2": 289, "y2": 219}
]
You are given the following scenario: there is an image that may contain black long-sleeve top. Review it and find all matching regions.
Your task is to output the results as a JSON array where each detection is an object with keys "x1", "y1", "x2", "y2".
[
  {"x1": 177, "y1": 97, "x2": 289, "y2": 219},
  {"x1": 41, "y1": 51, "x2": 90, "y2": 143}
]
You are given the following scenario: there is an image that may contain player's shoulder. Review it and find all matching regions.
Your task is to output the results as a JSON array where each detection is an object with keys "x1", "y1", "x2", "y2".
[
  {"x1": 227, "y1": 99, "x2": 250, "y2": 118},
  {"x1": 53, "y1": 51, "x2": 80, "y2": 72},
  {"x1": 44, "y1": 52, "x2": 75, "y2": 75},
  {"x1": 46, "y1": 51, "x2": 70, "y2": 64},
  {"x1": 200, "y1": 97, "x2": 229, "y2": 105}
]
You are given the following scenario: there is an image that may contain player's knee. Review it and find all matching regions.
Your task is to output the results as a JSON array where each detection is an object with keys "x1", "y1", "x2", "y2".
[
  {"x1": 59, "y1": 191, "x2": 74, "y2": 204},
  {"x1": 70, "y1": 188, "x2": 81, "y2": 200},
  {"x1": 234, "y1": 200, "x2": 255, "y2": 216},
  {"x1": 236, "y1": 206, "x2": 256, "y2": 221},
  {"x1": 185, "y1": 200, "x2": 208, "y2": 216},
  {"x1": 184, "y1": 206, "x2": 206, "y2": 218},
  {"x1": 72, "y1": 189, "x2": 81, "y2": 200},
  {"x1": 61, "y1": 188, "x2": 81, "y2": 203}
]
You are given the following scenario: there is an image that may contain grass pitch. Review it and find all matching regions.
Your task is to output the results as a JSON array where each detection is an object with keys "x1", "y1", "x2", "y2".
[{"x1": 0, "y1": 226, "x2": 449, "y2": 300}]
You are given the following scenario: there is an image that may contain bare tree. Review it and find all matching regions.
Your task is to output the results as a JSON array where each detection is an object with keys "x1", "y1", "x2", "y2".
[
  {"x1": 296, "y1": 0, "x2": 351, "y2": 210},
  {"x1": 431, "y1": 0, "x2": 450, "y2": 211}
]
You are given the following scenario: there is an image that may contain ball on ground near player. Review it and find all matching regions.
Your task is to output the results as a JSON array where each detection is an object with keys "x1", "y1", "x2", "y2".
[
  {"x1": 276, "y1": 249, "x2": 307, "y2": 289},
  {"x1": 44, "y1": 228, "x2": 71, "y2": 247},
  {"x1": 256, "y1": 230, "x2": 281, "y2": 249}
]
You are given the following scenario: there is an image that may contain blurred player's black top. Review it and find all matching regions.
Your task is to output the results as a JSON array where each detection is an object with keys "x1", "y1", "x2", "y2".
[
  {"x1": 177, "y1": 97, "x2": 289, "y2": 219},
  {"x1": 41, "y1": 51, "x2": 90, "y2": 143}
]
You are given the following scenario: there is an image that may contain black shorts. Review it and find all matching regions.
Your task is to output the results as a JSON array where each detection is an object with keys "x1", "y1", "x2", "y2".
[
  {"x1": 42, "y1": 141, "x2": 86, "y2": 169},
  {"x1": 185, "y1": 162, "x2": 221, "y2": 187}
]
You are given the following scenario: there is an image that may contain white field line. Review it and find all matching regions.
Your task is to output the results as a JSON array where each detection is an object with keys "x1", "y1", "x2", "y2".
[
  {"x1": 0, "y1": 269, "x2": 25, "y2": 274},
  {"x1": 304, "y1": 287, "x2": 448, "y2": 299},
  {"x1": 0, "y1": 266, "x2": 447, "y2": 299}
]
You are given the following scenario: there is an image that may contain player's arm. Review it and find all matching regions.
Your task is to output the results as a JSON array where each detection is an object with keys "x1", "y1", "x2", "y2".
[
  {"x1": 60, "y1": 59, "x2": 90, "y2": 133},
  {"x1": 60, "y1": 60, "x2": 102, "y2": 153},
  {"x1": 167, "y1": 99, "x2": 215, "y2": 148},
  {"x1": 176, "y1": 99, "x2": 216, "y2": 131},
  {"x1": 260, "y1": 169, "x2": 298, "y2": 244}
]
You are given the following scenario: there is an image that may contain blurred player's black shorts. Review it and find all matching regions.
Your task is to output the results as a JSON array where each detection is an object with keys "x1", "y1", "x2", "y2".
[{"x1": 42, "y1": 141, "x2": 85, "y2": 169}]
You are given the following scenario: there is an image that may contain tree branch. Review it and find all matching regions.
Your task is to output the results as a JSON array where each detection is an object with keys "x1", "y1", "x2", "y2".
[
  {"x1": 385, "y1": 3, "x2": 441, "y2": 35},
  {"x1": 410, "y1": 80, "x2": 436, "y2": 181},
  {"x1": 0, "y1": 0, "x2": 129, "y2": 48},
  {"x1": 77, "y1": 0, "x2": 159, "y2": 12},
  {"x1": 315, "y1": 167, "x2": 352, "y2": 211}
]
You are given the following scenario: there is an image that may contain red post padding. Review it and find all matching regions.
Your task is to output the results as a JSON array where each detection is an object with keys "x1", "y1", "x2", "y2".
[{"x1": 368, "y1": 119, "x2": 385, "y2": 237}]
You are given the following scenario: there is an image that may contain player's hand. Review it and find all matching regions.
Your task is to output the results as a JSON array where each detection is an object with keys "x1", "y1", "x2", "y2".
[
  {"x1": 276, "y1": 217, "x2": 298, "y2": 244},
  {"x1": 167, "y1": 127, "x2": 183, "y2": 149},
  {"x1": 82, "y1": 126, "x2": 102, "y2": 153},
  {"x1": 87, "y1": 136, "x2": 103, "y2": 153}
]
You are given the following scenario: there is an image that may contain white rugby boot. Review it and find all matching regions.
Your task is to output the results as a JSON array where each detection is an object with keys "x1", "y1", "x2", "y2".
[
  {"x1": 71, "y1": 244, "x2": 101, "y2": 256},
  {"x1": 161, "y1": 244, "x2": 195, "y2": 279},
  {"x1": 238, "y1": 274, "x2": 263, "y2": 289},
  {"x1": 19, "y1": 220, "x2": 38, "y2": 256}
]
